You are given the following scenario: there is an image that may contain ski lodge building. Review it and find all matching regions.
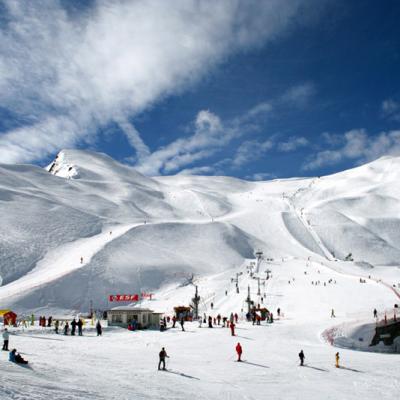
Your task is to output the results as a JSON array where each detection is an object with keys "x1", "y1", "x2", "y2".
[{"x1": 107, "y1": 306, "x2": 162, "y2": 329}]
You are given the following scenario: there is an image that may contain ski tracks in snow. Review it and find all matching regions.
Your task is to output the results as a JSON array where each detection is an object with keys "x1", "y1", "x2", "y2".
[{"x1": 0, "y1": 223, "x2": 137, "y2": 302}]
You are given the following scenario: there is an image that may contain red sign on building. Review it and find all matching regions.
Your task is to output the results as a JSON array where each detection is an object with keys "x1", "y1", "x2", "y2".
[{"x1": 109, "y1": 294, "x2": 139, "y2": 302}]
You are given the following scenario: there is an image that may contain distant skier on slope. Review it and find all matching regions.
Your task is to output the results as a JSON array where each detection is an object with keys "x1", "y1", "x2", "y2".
[
  {"x1": 180, "y1": 317, "x2": 185, "y2": 331},
  {"x1": 236, "y1": 342, "x2": 242, "y2": 362},
  {"x1": 96, "y1": 320, "x2": 102, "y2": 336},
  {"x1": 230, "y1": 322, "x2": 235, "y2": 336},
  {"x1": 373, "y1": 308, "x2": 378, "y2": 318},
  {"x1": 335, "y1": 352, "x2": 340, "y2": 368},
  {"x1": 331, "y1": 309, "x2": 336, "y2": 318},
  {"x1": 299, "y1": 350, "x2": 305, "y2": 366},
  {"x1": 158, "y1": 347, "x2": 169, "y2": 370}
]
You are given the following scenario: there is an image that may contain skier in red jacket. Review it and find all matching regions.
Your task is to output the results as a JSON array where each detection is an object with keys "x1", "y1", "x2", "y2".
[{"x1": 236, "y1": 342, "x2": 242, "y2": 362}]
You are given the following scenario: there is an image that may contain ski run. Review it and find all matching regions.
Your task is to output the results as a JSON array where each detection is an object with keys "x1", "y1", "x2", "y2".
[{"x1": 1, "y1": 149, "x2": 400, "y2": 399}]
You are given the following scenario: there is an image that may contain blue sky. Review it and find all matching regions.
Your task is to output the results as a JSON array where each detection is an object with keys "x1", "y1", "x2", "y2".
[{"x1": 0, "y1": 0, "x2": 400, "y2": 179}]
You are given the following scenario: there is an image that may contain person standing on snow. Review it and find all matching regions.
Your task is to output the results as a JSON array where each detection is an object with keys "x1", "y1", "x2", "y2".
[
  {"x1": 373, "y1": 309, "x2": 378, "y2": 318},
  {"x1": 77, "y1": 319, "x2": 83, "y2": 336},
  {"x1": 235, "y1": 342, "x2": 242, "y2": 362},
  {"x1": 71, "y1": 319, "x2": 77, "y2": 336},
  {"x1": 180, "y1": 317, "x2": 185, "y2": 332},
  {"x1": 299, "y1": 350, "x2": 305, "y2": 366},
  {"x1": 54, "y1": 320, "x2": 59, "y2": 334},
  {"x1": 335, "y1": 352, "x2": 340, "y2": 368},
  {"x1": 64, "y1": 322, "x2": 70, "y2": 335},
  {"x1": 208, "y1": 316, "x2": 213, "y2": 328},
  {"x1": 96, "y1": 320, "x2": 102, "y2": 336},
  {"x1": 158, "y1": 347, "x2": 169, "y2": 370},
  {"x1": 331, "y1": 309, "x2": 336, "y2": 318},
  {"x1": 2, "y1": 328, "x2": 9, "y2": 351},
  {"x1": 230, "y1": 322, "x2": 236, "y2": 336}
]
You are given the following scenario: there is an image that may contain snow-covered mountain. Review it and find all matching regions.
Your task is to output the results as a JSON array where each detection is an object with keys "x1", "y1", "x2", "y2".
[{"x1": 1, "y1": 149, "x2": 400, "y2": 313}]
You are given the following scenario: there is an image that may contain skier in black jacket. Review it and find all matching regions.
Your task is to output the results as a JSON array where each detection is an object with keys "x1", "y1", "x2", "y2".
[
  {"x1": 299, "y1": 350, "x2": 305, "y2": 366},
  {"x1": 158, "y1": 347, "x2": 169, "y2": 370}
]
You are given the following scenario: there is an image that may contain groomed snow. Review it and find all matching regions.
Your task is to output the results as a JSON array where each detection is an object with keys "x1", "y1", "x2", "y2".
[{"x1": 1, "y1": 150, "x2": 400, "y2": 399}]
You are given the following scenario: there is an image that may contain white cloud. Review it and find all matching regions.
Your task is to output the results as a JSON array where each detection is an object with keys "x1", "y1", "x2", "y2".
[
  {"x1": 277, "y1": 136, "x2": 308, "y2": 152},
  {"x1": 135, "y1": 104, "x2": 272, "y2": 175},
  {"x1": 303, "y1": 129, "x2": 400, "y2": 170},
  {"x1": 0, "y1": 0, "x2": 311, "y2": 164},
  {"x1": 381, "y1": 99, "x2": 400, "y2": 121},
  {"x1": 232, "y1": 139, "x2": 274, "y2": 168},
  {"x1": 246, "y1": 172, "x2": 276, "y2": 181},
  {"x1": 280, "y1": 82, "x2": 315, "y2": 108}
]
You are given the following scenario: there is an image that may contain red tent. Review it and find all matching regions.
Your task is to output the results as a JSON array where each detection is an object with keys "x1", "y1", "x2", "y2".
[{"x1": 3, "y1": 311, "x2": 17, "y2": 326}]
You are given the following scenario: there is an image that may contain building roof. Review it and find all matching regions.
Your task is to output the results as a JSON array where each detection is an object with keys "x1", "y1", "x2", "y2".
[{"x1": 109, "y1": 306, "x2": 161, "y2": 313}]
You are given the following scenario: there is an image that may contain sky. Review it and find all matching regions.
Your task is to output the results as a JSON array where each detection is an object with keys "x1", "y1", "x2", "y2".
[{"x1": 0, "y1": 0, "x2": 400, "y2": 180}]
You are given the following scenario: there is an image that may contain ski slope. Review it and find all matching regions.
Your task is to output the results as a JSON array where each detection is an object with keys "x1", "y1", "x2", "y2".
[
  {"x1": 1, "y1": 149, "x2": 400, "y2": 399},
  {"x1": 1, "y1": 254, "x2": 399, "y2": 400},
  {"x1": 0, "y1": 149, "x2": 399, "y2": 313}
]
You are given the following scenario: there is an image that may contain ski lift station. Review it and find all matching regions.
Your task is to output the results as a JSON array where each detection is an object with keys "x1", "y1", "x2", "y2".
[{"x1": 107, "y1": 306, "x2": 163, "y2": 329}]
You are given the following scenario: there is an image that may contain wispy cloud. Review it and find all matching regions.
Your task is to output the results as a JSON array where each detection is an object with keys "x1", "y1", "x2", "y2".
[
  {"x1": 232, "y1": 139, "x2": 274, "y2": 168},
  {"x1": 303, "y1": 129, "x2": 400, "y2": 170},
  {"x1": 280, "y1": 82, "x2": 316, "y2": 108},
  {"x1": 246, "y1": 172, "x2": 277, "y2": 181},
  {"x1": 277, "y1": 136, "x2": 308, "y2": 152},
  {"x1": 381, "y1": 99, "x2": 400, "y2": 121},
  {"x1": 135, "y1": 103, "x2": 272, "y2": 175},
  {"x1": 0, "y1": 0, "x2": 312, "y2": 164}
]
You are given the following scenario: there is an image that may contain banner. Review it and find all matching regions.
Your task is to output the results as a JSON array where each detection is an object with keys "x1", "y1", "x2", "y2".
[
  {"x1": 108, "y1": 293, "x2": 153, "y2": 302},
  {"x1": 109, "y1": 294, "x2": 139, "y2": 302}
]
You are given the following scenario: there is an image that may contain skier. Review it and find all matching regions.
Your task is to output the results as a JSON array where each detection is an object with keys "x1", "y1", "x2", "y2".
[
  {"x1": 217, "y1": 314, "x2": 221, "y2": 325},
  {"x1": 299, "y1": 350, "x2": 305, "y2": 366},
  {"x1": 2, "y1": 328, "x2": 9, "y2": 351},
  {"x1": 160, "y1": 319, "x2": 165, "y2": 332},
  {"x1": 230, "y1": 322, "x2": 235, "y2": 336},
  {"x1": 198, "y1": 316, "x2": 203, "y2": 328},
  {"x1": 71, "y1": 319, "x2": 77, "y2": 336},
  {"x1": 96, "y1": 320, "x2": 102, "y2": 336},
  {"x1": 331, "y1": 309, "x2": 335, "y2": 318},
  {"x1": 208, "y1": 316, "x2": 213, "y2": 328},
  {"x1": 211, "y1": 302, "x2": 214, "y2": 310},
  {"x1": 80, "y1": 257, "x2": 83, "y2": 264},
  {"x1": 9, "y1": 349, "x2": 28, "y2": 365},
  {"x1": 54, "y1": 320, "x2": 59, "y2": 334},
  {"x1": 64, "y1": 322, "x2": 70, "y2": 335},
  {"x1": 172, "y1": 316, "x2": 176, "y2": 328},
  {"x1": 335, "y1": 352, "x2": 340, "y2": 368},
  {"x1": 234, "y1": 313, "x2": 238, "y2": 323},
  {"x1": 180, "y1": 317, "x2": 185, "y2": 332},
  {"x1": 373, "y1": 309, "x2": 378, "y2": 318},
  {"x1": 235, "y1": 342, "x2": 242, "y2": 362},
  {"x1": 158, "y1": 347, "x2": 169, "y2": 370},
  {"x1": 30, "y1": 314, "x2": 35, "y2": 326},
  {"x1": 277, "y1": 308, "x2": 281, "y2": 317},
  {"x1": 77, "y1": 319, "x2": 83, "y2": 336}
]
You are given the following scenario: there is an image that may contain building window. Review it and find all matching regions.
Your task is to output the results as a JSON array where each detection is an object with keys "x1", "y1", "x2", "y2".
[{"x1": 112, "y1": 314, "x2": 122, "y2": 323}]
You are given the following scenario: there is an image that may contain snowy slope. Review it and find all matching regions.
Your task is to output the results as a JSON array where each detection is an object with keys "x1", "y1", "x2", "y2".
[{"x1": 0, "y1": 150, "x2": 400, "y2": 313}]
